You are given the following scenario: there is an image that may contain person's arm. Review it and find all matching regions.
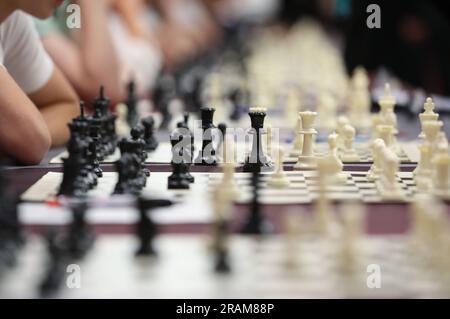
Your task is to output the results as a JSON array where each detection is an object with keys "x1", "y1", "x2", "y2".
[
  {"x1": 29, "y1": 67, "x2": 80, "y2": 147},
  {"x1": 0, "y1": 68, "x2": 51, "y2": 165},
  {"x1": 42, "y1": 0, "x2": 123, "y2": 105}
]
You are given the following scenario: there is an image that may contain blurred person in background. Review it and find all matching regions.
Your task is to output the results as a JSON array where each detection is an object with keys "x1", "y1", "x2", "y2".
[
  {"x1": 34, "y1": 0, "x2": 124, "y2": 105},
  {"x1": 34, "y1": 0, "x2": 163, "y2": 105}
]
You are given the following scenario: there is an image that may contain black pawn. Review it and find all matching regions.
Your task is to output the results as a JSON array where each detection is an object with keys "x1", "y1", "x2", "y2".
[
  {"x1": 135, "y1": 199, "x2": 157, "y2": 256},
  {"x1": 195, "y1": 107, "x2": 218, "y2": 166},
  {"x1": 125, "y1": 80, "x2": 139, "y2": 128},
  {"x1": 168, "y1": 136, "x2": 190, "y2": 189},
  {"x1": 141, "y1": 116, "x2": 159, "y2": 151}
]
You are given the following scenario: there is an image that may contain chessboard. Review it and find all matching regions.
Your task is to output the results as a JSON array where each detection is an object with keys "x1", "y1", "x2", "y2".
[
  {"x1": 49, "y1": 141, "x2": 420, "y2": 165},
  {"x1": 1, "y1": 234, "x2": 449, "y2": 298},
  {"x1": 21, "y1": 171, "x2": 420, "y2": 204}
]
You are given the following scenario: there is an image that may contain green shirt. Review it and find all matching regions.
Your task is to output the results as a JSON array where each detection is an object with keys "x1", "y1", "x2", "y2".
[{"x1": 34, "y1": 0, "x2": 72, "y2": 37}]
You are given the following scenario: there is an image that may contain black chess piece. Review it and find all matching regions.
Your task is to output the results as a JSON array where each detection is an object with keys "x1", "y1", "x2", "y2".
[
  {"x1": 71, "y1": 102, "x2": 98, "y2": 189},
  {"x1": 242, "y1": 109, "x2": 273, "y2": 173},
  {"x1": 141, "y1": 116, "x2": 159, "y2": 152},
  {"x1": 87, "y1": 122, "x2": 103, "y2": 178},
  {"x1": 135, "y1": 197, "x2": 173, "y2": 256},
  {"x1": 240, "y1": 170, "x2": 270, "y2": 235},
  {"x1": 217, "y1": 122, "x2": 227, "y2": 157},
  {"x1": 58, "y1": 129, "x2": 91, "y2": 197},
  {"x1": 113, "y1": 152, "x2": 141, "y2": 195},
  {"x1": 125, "y1": 80, "x2": 139, "y2": 128},
  {"x1": 135, "y1": 201, "x2": 157, "y2": 256},
  {"x1": 92, "y1": 87, "x2": 117, "y2": 157},
  {"x1": 130, "y1": 125, "x2": 150, "y2": 179},
  {"x1": 168, "y1": 136, "x2": 191, "y2": 189},
  {"x1": 66, "y1": 202, "x2": 95, "y2": 259},
  {"x1": 39, "y1": 229, "x2": 68, "y2": 297},
  {"x1": 195, "y1": 107, "x2": 218, "y2": 166}
]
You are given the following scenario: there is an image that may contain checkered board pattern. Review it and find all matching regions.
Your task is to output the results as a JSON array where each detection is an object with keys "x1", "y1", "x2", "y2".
[
  {"x1": 286, "y1": 143, "x2": 417, "y2": 164},
  {"x1": 21, "y1": 171, "x2": 418, "y2": 204},
  {"x1": 50, "y1": 141, "x2": 420, "y2": 165},
  {"x1": 2, "y1": 235, "x2": 448, "y2": 298}
]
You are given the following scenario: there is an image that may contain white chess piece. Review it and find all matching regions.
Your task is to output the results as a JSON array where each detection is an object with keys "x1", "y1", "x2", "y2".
[
  {"x1": 219, "y1": 161, "x2": 240, "y2": 201},
  {"x1": 418, "y1": 97, "x2": 439, "y2": 139},
  {"x1": 325, "y1": 132, "x2": 348, "y2": 183},
  {"x1": 336, "y1": 115, "x2": 350, "y2": 149},
  {"x1": 349, "y1": 66, "x2": 371, "y2": 131},
  {"x1": 116, "y1": 103, "x2": 131, "y2": 136},
  {"x1": 367, "y1": 138, "x2": 386, "y2": 181},
  {"x1": 375, "y1": 146, "x2": 405, "y2": 201},
  {"x1": 314, "y1": 157, "x2": 339, "y2": 236},
  {"x1": 290, "y1": 113, "x2": 303, "y2": 157},
  {"x1": 432, "y1": 153, "x2": 450, "y2": 198},
  {"x1": 267, "y1": 147, "x2": 290, "y2": 188},
  {"x1": 378, "y1": 83, "x2": 398, "y2": 131},
  {"x1": 339, "y1": 202, "x2": 366, "y2": 274},
  {"x1": 294, "y1": 111, "x2": 318, "y2": 170},
  {"x1": 376, "y1": 124, "x2": 396, "y2": 151},
  {"x1": 340, "y1": 124, "x2": 360, "y2": 162},
  {"x1": 422, "y1": 120, "x2": 444, "y2": 163}
]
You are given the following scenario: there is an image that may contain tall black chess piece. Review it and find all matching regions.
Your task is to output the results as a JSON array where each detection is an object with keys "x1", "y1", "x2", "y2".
[
  {"x1": 195, "y1": 107, "x2": 218, "y2": 166},
  {"x1": 240, "y1": 169, "x2": 271, "y2": 235},
  {"x1": 125, "y1": 80, "x2": 139, "y2": 128},
  {"x1": 130, "y1": 126, "x2": 150, "y2": 179},
  {"x1": 242, "y1": 109, "x2": 273, "y2": 173},
  {"x1": 93, "y1": 87, "x2": 117, "y2": 156},
  {"x1": 141, "y1": 116, "x2": 159, "y2": 152}
]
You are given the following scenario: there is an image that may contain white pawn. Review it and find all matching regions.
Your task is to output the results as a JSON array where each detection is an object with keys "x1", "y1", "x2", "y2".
[
  {"x1": 314, "y1": 157, "x2": 339, "y2": 236},
  {"x1": 219, "y1": 161, "x2": 240, "y2": 201},
  {"x1": 336, "y1": 115, "x2": 350, "y2": 149},
  {"x1": 349, "y1": 66, "x2": 371, "y2": 131},
  {"x1": 367, "y1": 138, "x2": 385, "y2": 181},
  {"x1": 376, "y1": 147, "x2": 405, "y2": 201},
  {"x1": 339, "y1": 202, "x2": 366, "y2": 275},
  {"x1": 325, "y1": 132, "x2": 348, "y2": 183},
  {"x1": 419, "y1": 97, "x2": 439, "y2": 139},
  {"x1": 116, "y1": 103, "x2": 131, "y2": 136},
  {"x1": 267, "y1": 147, "x2": 290, "y2": 188},
  {"x1": 340, "y1": 124, "x2": 360, "y2": 162},
  {"x1": 414, "y1": 144, "x2": 432, "y2": 183},
  {"x1": 290, "y1": 113, "x2": 303, "y2": 157}
]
